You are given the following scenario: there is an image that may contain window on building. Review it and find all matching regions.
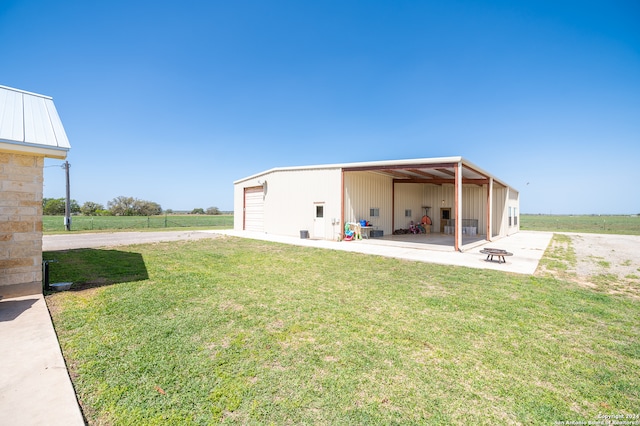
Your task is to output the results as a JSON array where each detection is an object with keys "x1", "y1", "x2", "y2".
[
  {"x1": 405, "y1": 209, "x2": 412, "y2": 217},
  {"x1": 509, "y1": 207, "x2": 512, "y2": 226},
  {"x1": 370, "y1": 208, "x2": 379, "y2": 217},
  {"x1": 316, "y1": 205, "x2": 324, "y2": 218}
]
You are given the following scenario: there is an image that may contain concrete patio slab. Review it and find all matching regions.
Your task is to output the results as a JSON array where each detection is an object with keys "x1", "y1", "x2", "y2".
[{"x1": 208, "y1": 230, "x2": 554, "y2": 275}]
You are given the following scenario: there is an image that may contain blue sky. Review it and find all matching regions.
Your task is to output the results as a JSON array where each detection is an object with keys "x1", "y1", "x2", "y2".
[{"x1": 2, "y1": 0, "x2": 639, "y2": 214}]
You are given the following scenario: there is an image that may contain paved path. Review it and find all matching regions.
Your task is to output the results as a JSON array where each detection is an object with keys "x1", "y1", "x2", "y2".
[{"x1": 0, "y1": 295, "x2": 85, "y2": 425}]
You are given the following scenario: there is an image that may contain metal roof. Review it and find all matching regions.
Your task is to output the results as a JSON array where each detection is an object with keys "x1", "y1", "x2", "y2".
[
  {"x1": 0, "y1": 85, "x2": 70, "y2": 159},
  {"x1": 235, "y1": 156, "x2": 516, "y2": 191}
]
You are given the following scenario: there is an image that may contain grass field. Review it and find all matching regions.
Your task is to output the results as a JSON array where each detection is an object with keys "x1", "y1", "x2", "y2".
[
  {"x1": 45, "y1": 237, "x2": 640, "y2": 425},
  {"x1": 43, "y1": 214, "x2": 640, "y2": 235},
  {"x1": 521, "y1": 214, "x2": 640, "y2": 235},
  {"x1": 43, "y1": 215, "x2": 233, "y2": 233}
]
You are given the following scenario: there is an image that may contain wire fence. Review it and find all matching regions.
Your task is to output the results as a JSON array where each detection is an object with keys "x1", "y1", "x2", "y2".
[{"x1": 43, "y1": 215, "x2": 234, "y2": 232}]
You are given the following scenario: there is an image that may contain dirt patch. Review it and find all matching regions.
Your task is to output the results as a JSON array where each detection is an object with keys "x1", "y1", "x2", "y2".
[{"x1": 538, "y1": 233, "x2": 640, "y2": 299}]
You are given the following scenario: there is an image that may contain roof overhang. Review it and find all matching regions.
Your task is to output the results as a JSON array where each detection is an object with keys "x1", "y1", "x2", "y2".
[
  {"x1": 235, "y1": 156, "x2": 516, "y2": 191},
  {"x1": 0, "y1": 85, "x2": 71, "y2": 159},
  {"x1": 342, "y1": 157, "x2": 510, "y2": 188},
  {"x1": 0, "y1": 140, "x2": 68, "y2": 159}
]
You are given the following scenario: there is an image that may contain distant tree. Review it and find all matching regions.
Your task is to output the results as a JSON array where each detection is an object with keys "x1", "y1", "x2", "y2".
[
  {"x1": 206, "y1": 206, "x2": 220, "y2": 215},
  {"x1": 43, "y1": 198, "x2": 80, "y2": 215},
  {"x1": 191, "y1": 208, "x2": 205, "y2": 215},
  {"x1": 134, "y1": 199, "x2": 162, "y2": 216},
  {"x1": 43, "y1": 198, "x2": 65, "y2": 215},
  {"x1": 108, "y1": 196, "x2": 136, "y2": 216},
  {"x1": 107, "y1": 196, "x2": 162, "y2": 216},
  {"x1": 80, "y1": 201, "x2": 105, "y2": 216},
  {"x1": 165, "y1": 209, "x2": 174, "y2": 214}
]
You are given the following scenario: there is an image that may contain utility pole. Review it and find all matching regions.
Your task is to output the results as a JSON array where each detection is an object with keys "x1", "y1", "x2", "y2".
[{"x1": 63, "y1": 161, "x2": 71, "y2": 231}]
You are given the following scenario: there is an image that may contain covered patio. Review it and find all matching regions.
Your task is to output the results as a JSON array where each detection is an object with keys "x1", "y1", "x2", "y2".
[
  {"x1": 363, "y1": 232, "x2": 486, "y2": 252},
  {"x1": 342, "y1": 157, "x2": 520, "y2": 251}
]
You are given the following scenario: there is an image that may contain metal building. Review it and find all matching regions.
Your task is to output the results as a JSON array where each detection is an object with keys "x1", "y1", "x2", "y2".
[{"x1": 234, "y1": 157, "x2": 520, "y2": 251}]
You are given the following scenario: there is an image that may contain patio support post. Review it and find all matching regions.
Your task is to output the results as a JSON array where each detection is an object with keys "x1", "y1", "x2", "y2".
[
  {"x1": 454, "y1": 161, "x2": 462, "y2": 251},
  {"x1": 486, "y1": 177, "x2": 493, "y2": 241},
  {"x1": 340, "y1": 170, "x2": 345, "y2": 240},
  {"x1": 391, "y1": 180, "x2": 395, "y2": 233}
]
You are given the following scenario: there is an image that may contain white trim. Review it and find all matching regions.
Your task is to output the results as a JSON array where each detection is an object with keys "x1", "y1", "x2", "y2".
[
  {"x1": 0, "y1": 84, "x2": 53, "y2": 99},
  {"x1": 0, "y1": 141, "x2": 68, "y2": 159}
]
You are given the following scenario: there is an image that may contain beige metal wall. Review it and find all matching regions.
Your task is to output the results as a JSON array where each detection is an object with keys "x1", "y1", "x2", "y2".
[
  {"x1": 490, "y1": 186, "x2": 520, "y2": 238},
  {"x1": 507, "y1": 188, "x2": 520, "y2": 235},
  {"x1": 393, "y1": 183, "x2": 424, "y2": 230},
  {"x1": 234, "y1": 168, "x2": 342, "y2": 240},
  {"x1": 421, "y1": 185, "x2": 487, "y2": 234},
  {"x1": 344, "y1": 172, "x2": 393, "y2": 236},
  {"x1": 492, "y1": 186, "x2": 507, "y2": 238}
]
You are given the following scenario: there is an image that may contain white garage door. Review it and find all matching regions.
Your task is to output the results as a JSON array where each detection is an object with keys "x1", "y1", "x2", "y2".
[{"x1": 244, "y1": 186, "x2": 264, "y2": 232}]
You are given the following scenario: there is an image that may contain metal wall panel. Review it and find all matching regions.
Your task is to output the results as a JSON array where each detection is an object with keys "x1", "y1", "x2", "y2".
[
  {"x1": 264, "y1": 168, "x2": 342, "y2": 239},
  {"x1": 394, "y1": 183, "x2": 424, "y2": 230},
  {"x1": 344, "y1": 172, "x2": 393, "y2": 235},
  {"x1": 492, "y1": 186, "x2": 507, "y2": 237},
  {"x1": 234, "y1": 168, "x2": 342, "y2": 239},
  {"x1": 507, "y1": 188, "x2": 520, "y2": 235},
  {"x1": 424, "y1": 185, "x2": 455, "y2": 232},
  {"x1": 420, "y1": 184, "x2": 487, "y2": 234}
]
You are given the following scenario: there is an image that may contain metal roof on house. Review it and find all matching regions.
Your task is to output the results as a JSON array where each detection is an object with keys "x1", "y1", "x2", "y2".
[
  {"x1": 235, "y1": 156, "x2": 516, "y2": 191},
  {"x1": 0, "y1": 85, "x2": 70, "y2": 159}
]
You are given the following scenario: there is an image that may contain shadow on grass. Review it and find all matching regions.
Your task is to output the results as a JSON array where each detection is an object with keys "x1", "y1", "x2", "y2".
[{"x1": 43, "y1": 249, "x2": 149, "y2": 292}]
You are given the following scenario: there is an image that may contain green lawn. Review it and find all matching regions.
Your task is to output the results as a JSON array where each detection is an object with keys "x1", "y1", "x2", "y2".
[
  {"x1": 45, "y1": 238, "x2": 640, "y2": 425},
  {"x1": 521, "y1": 214, "x2": 640, "y2": 235},
  {"x1": 43, "y1": 214, "x2": 233, "y2": 233}
]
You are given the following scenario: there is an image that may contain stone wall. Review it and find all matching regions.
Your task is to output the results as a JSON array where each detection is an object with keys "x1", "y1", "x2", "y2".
[{"x1": 0, "y1": 152, "x2": 44, "y2": 298}]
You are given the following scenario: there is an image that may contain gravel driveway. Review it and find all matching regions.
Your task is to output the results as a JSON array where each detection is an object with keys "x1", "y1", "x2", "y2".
[
  {"x1": 566, "y1": 233, "x2": 640, "y2": 278},
  {"x1": 546, "y1": 232, "x2": 640, "y2": 299}
]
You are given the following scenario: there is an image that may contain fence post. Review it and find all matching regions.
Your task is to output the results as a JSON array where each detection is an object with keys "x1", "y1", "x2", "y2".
[
  {"x1": 147, "y1": 216, "x2": 150, "y2": 228},
  {"x1": 165, "y1": 215, "x2": 168, "y2": 228}
]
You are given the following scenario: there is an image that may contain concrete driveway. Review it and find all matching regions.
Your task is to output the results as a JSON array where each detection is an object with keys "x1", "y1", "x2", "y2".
[{"x1": 43, "y1": 230, "x2": 222, "y2": 251}]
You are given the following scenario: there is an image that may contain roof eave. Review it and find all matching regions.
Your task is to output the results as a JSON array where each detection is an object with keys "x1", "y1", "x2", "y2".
[{"x1": 0, "y1": 140, "x2": 69, "y2": 159}]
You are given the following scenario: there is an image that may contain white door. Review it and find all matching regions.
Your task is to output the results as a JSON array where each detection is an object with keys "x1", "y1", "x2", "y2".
[
  {"x1": 244, "y1": 187, "x2": 264, "y2": 232},
  {"x1": 313, "y1": 204, "x2": 325, "y2": 239}
]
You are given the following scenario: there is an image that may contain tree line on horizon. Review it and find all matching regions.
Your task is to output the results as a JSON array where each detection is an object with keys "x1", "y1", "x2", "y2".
[{"x1": 42, "y1": 196, "x2": 222, "y2": 216}]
